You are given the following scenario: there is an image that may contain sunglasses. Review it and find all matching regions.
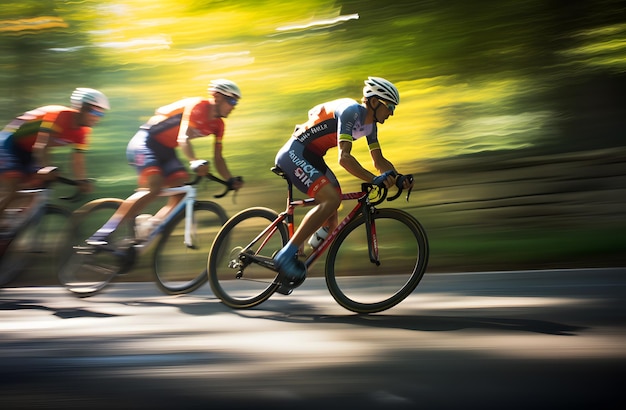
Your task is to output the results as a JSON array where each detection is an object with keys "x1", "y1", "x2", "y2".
[
  {"x1": 88, "y1": 107, "x2": 105, "y2": 117},
  {"x1": 225, "y1": 96, "x2": 238, "y2": 106},
  {"x1": 380, "y1": 100, "x2": 396, "y2": 114}
]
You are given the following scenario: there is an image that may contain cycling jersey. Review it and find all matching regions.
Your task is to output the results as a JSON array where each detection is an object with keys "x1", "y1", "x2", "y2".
[
  {"x1": 1, "y1": 105, "x2": 89, "y2": 152},
  {"x1": 276, "y1": 98, "x2": 379, "y2": 197},
  {"x1": 140, "y1": 97, "x2": 224, "y2": 147},
  {"x1": 127, "y1": 97, "x2": 225, "y2": 185},
  {"x1": 0, "y1": 105, "x2": 89, "y2": 176},
  {"x1": 292, "y1": 98, "x2": 379, "y2": 155}
]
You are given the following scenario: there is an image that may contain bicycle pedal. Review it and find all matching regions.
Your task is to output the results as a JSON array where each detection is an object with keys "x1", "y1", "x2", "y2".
[
  {"x1": 276, "y1": 284, "x2": 294, "y2": 295},
  {"x1": 74, "y1": 245, "x2": 98, "y2": 255},
  {"x1": 86, "y1": 239, "x2": 108, "y2": 247}
]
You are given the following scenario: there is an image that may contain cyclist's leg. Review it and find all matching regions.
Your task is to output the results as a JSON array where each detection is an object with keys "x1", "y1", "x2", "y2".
[
  {"x1": 0, "y1": 136, "x2": 32, "y2": 216},
  {"x1": 127, "y1": 136, "x2": 188, "y2": 233},
  {"x1": 0, "y1": 175, "x2": 42, "y2": 232},
  {"x1": 152, "y1": 168, "x2": 189, "y2": 221},
  {"x1": 0, "y1": 176, "x2": 20, "y2": 226},
  {"x1": 86, "y1": 188, "x2": 156, "y2": 244},
  {"x1": 88, "y1": 131, "x2": 172, "y2": 244},
  {"x1": 273, "y1": 142, "x2": 341, "y2": 286},
  {"x1": 292, "y1": 184, "x2": 340, "y2": 247}
]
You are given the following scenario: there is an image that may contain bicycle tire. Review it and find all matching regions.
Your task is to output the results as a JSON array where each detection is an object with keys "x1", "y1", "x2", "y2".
[
  {"x1": 0, "y1": 205, "x2": 71, "y2": 287},
  {"x1": 208, "y1": 207, "x2": 288, "y2": 309},
  {"x1": 325, "y1": 208, "x2": 428, "y2": 314},
  {"x1": 57, "y1": 198, "x2": 125, "y2": 297},
  {"x1": 153, "y1": 201, "x2": 227, "y2": 295}
]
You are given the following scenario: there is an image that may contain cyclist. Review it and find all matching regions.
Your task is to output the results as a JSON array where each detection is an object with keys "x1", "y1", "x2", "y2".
[
  {"x1": 0, "y1": 88, "x2": 110, "y2": 220},
  {"x1": 87, "y1": 79, "x2": 244, "y2": 246},
  {"x1": 273, "y1": 76, "x2": 414, "y2": 288}
]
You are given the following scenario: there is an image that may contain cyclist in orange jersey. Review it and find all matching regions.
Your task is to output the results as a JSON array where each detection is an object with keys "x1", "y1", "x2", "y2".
[
  {"x1": 0, "y1": 88, "x2": 110, "y2": 219},
  {"x1": 273, "y1": 77, "x2": 414, "y2": 288},
  {"x1": 87, "y1": 79, "x2": 244, "y2": 246}
]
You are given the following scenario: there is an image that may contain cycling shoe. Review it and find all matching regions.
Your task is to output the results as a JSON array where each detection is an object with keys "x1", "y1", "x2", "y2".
[{"x1": 274, "y1": 246, "x2": 307, "y2": 290}]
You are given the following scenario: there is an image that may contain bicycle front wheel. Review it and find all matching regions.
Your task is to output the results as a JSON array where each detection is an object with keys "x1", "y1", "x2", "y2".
[
  {"x1": 208, "y1": 207, "x2": 288, "y2": 309},
  {"x1": 326, "y1": 208, "x2": 428, "y2": 314},
  {"x1": 58, "y1": 198, "x2": 125, "y2": 297},
  {"x1": 0, "y1": 205, "x2": 71, "y2": 287},
  {"x1": 153, "y1": 201, "x2": 227, "y2": 294}
]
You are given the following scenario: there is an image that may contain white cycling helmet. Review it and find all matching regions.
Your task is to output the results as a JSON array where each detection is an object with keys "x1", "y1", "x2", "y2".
[
  {"x1": 208, "y1": 79, "x2": 242, "y2": 99},
  {"x1": 363, "y1": 77, "x2": 400, "y2": 105},
  {"x1": 70, "y1": 88, "x2": 110, "y2": 110}
]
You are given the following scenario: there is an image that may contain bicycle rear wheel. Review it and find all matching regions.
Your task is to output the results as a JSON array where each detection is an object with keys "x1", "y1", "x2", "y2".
[
  {"x1": 208, "y1": 207, "x2": 288, "y2": 309},
  {"x1": 0, "y1": 205, "x2": 71, "y2": 287},
  {"x1": 326, "y1": 208, "x2": 428, "y2": 314},
  {"x1": 58, "y1": 198, "x2": 125, "y2": 297},
  {"x1": 153, "y1": 201, "x2": 227, "y2": 294}
]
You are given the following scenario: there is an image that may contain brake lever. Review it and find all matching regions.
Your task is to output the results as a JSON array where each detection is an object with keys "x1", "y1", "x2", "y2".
[
  {"x1": 387, "y1": 174, "x2": 413, "y2": 202},
  {"x1": 210, "y1": 175, "x2": 242, "y2": 203},
  {"x1": 404, "y1": 175, "x2": 414, "y2": 201},
  {"x1": 59, "y1": 177, "x2": 95, "y2": 202}
]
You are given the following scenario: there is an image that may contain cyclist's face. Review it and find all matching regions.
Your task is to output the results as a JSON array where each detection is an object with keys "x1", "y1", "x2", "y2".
[
  {"x1": 79, "y1": 104, "x2": 105, "y2": 127},
  {"x1": 214, "y1": 93, "x2": 238, "y2": 118},
  {"x1": 374, "y1": 98, "x2": 394, "y2": 124}
]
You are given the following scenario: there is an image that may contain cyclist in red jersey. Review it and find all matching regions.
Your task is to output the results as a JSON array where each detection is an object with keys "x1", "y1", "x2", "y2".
[
  {"x1": 273, "y1": 77, "x2": 414, "y2": 289},
  {"x1": 87, "y1": 79, "x2": 244, "y2": 245},
  {"x1": 0, "y1": 88, "x2": 110, "y2": 218}
]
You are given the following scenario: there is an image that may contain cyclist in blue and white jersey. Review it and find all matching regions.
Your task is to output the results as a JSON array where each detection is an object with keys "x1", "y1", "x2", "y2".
[{"x1": 274, "y1": 77, "x2": 414, "y2": 288}]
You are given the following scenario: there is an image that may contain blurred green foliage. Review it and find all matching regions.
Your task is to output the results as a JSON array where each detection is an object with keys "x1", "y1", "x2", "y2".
[{"x1": 2, "y1": 0, "x2": 625, "y2": 274}]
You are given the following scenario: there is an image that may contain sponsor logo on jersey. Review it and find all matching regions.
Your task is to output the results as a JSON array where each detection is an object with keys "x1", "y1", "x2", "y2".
[
  {"x1": 295, "y1": 122, "x2": 329, "y2": 143},
  {"x1": 289, "y1": 149, "x2": 319, "y2": 187}
]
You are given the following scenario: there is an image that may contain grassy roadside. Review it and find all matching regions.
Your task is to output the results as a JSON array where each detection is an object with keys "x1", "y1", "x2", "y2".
[
  {"x1": 6, "y1": 224, "x2": 624, "y2": 288},
  {"x1": 426, "y1": 226, "x2": 626, "y2": 273}
]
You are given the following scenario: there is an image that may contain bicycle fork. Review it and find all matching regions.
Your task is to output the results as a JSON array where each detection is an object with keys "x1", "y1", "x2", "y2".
[
  {"x1": 364, "y1": 205, "x2": 380, "y2": 266},
  {"x1": 184, "y1": 190, "x2": 196, "y2": 249}
]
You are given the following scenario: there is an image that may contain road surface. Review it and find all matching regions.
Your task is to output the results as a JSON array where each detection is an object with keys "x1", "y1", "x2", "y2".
[{"x1": 1, "y1": 268, "x2": 624, "y2": 409}]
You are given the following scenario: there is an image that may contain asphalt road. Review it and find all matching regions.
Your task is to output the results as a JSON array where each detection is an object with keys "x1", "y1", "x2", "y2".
[{"x1": 1, "y1": 268, "x2": 624, "y2": 409}]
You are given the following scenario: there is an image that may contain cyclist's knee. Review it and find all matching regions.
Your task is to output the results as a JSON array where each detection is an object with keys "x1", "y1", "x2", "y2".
[
  {"x1": 165, "y1": 170, "x2": 189, "y2": 187},
  {"x1": 141, "y1": 173, "x2": 165, "y2": 196},
  {"x1": 316, "y1": 185, "x2": 341, "y2": 211}
]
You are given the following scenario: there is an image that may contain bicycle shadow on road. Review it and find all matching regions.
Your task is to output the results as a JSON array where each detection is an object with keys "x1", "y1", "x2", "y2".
[
  {"x1": 239, "y1": 300, "x2": 586, "y2": 336},
  {"x1": 0, "y1": 291, "x2": 235, "y2": 319},
  {"x1": 0, "y1": 298, "x2": 119, "y2": 319}
]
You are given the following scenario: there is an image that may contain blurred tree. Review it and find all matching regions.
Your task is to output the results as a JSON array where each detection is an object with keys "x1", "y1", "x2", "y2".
[
  {"x1": 337, "y1": 0, "x2": 626, "y2": 153},
  {"x1": 0, "y1": 1, "x2": 103, "y2": 117}
]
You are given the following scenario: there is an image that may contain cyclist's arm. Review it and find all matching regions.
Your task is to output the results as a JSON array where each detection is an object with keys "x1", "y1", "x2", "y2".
[
  {"x1": 178, "y1": 131, "x2": 198, "y2": 161},
  {"x1": 338, "y1": 140, "x2": 377, "y2": 182},
  {"x1": 32, "y1": 131, "x2": 52, "y2": 168},
  {"x1": 176, "y1": 101, "x2": 206, "y2": 162},
  {"x1": 370, "y1": 148, "x2": 414, "y2": 190},
  {"x1": 369, "y1": 147, "x2": 395, "y2": 175},
  {"x1": 213, "y1": 140, "x2": 233, "y2": 180},
  {"x1": 71, "y1": 149, "x2": 92, "y2": 192},
  {"x1": 71, "y1": 149, "x2": 88, "y2": 180},
  {"x1": 214, "y1": 139, "x2": 244, "y2": 190},
  {"x1": 176, "y1": 110, "x2": 198, "y2": 161}
]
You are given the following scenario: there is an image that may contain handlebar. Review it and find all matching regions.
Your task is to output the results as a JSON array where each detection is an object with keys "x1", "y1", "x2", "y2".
[
  {"x1": 186, "y1": 173, "x2": 242, "y2": 201},
  {"x1": 35, "y1": 167, "x2": 91, "y2": 202},
  {"x1": 388, "y1": 173, "x2": 413, "y2": 201},
  {"x1": 365, "y1": 172, "x2": 414, "y2": 205}
]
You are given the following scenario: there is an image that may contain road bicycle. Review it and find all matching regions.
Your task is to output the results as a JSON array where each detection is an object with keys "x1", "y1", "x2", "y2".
[
  {"x1": 0, "y1": 167, "x2": 82, "y2": 287},
  {"x1": 58, "y1": 173, "x2": 236, "y2": 297},
  {"x1": 207, "y1": 166, "x2": 428, "y2": 314}
]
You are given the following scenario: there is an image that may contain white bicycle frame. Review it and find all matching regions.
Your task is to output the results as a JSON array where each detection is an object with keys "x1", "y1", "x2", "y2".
[{"x1": 136, "y1": 184, "x2": 198, "y2": 248}]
